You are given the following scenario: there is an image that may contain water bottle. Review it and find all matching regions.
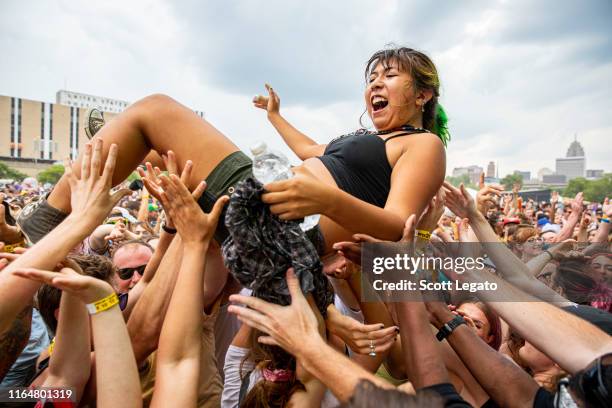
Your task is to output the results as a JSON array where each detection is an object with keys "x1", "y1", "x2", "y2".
[{"x1": 250, "y1": 142, "x2": 320, "y2": 231}]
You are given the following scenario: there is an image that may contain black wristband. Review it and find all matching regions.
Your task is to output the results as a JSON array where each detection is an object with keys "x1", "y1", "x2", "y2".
[
  {"x1": 162, "y1": 224, "x2": 177, "y2": 234},
  {"x1": 436, "y1": 315, "x2": 466, "y2": 341}
]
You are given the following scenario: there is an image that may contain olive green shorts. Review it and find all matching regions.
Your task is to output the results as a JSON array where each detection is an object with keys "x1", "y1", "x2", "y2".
[
  {"x1": 197, "y1": 150, "x2": 325, "y2": 254},
  {"x1": 197, "y1": 151, "x2": 252, "y2": 243}
]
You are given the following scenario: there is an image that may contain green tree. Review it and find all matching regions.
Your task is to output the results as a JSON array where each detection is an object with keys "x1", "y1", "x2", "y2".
[
  {"x1": 0, "y1": 162, "x2": 27, "y2": 181},
  {"x1": 584, "y1": 174, "x2": 612, "y2": 202},
  {"x1": 37, "y1": 164, "x2": 65, "y2": 185},
  {"x1": 564, "y1": 177, "x2": 589, "y2": 198},
  {"x1": 500, "y1": 173, "x2": 523, "y2": 191},
  {"x1": 564, "y1": 175, "x2": 612, "y2": 202}
]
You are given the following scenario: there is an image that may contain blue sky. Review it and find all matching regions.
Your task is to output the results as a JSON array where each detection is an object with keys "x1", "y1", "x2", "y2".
[{"x1": 1, "y1": 0, "x2": 610, "y2": 176}]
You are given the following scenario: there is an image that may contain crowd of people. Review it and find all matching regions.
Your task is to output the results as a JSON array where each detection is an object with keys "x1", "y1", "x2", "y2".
[{"x1": 0, "y1": 46, "x2": 610, "y2": 408}]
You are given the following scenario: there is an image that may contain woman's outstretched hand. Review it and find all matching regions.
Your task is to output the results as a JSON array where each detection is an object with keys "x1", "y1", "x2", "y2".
[
  {"x1": 253, "y1": 83, "x2": 280, "y2": 115},
  {"x1": 262, "y1": 166, "x2": 332, "y2": 220},
  {"x1": 13, "y1": 261, "x2": 114, "y2": 305}
]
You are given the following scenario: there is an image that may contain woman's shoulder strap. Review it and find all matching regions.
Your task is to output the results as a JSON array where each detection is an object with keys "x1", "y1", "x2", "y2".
[{"x1": 383, "y1": 129, "x2": 428, "y2": 143}]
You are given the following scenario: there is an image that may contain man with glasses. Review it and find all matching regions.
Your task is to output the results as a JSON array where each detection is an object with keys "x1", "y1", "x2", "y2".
[{"x1": 111, "y1": 240, "x2": 153, "y2": 294}]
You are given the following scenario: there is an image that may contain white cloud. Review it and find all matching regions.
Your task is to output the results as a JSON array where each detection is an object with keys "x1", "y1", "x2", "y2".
[{"x1": 0, "y1": 0, "x2": 610, "y2": 177}]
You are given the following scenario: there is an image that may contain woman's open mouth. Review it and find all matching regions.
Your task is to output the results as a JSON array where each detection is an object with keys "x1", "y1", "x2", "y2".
[{"x1": 371, "y1": 95, "x2": 388, "y2": 113}]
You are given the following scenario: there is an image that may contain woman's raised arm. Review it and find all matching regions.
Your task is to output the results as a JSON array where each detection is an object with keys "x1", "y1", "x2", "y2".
[{"x1": 254, "y1": 84, "x2": 326, "y2": 160}]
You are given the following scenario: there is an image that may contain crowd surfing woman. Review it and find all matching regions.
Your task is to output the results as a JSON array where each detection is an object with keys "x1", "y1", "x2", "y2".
[
  {"x1": 13, "y1": 46, "x2": 450, "y2": 407},
  {"x1": 19, "y1": 47, "x2": 449, "y2": 257}
]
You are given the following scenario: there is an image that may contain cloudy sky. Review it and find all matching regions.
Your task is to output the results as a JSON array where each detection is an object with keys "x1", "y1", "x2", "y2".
[{"x1": 1, "y1": 0, "x2": 610, "y2": 177}]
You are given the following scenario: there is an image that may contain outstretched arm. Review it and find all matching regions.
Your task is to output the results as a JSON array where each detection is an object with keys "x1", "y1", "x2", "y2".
[
  {"x1": 13, "y1": 267, "x2": 141, "y2": 408},
  {"x1": 43, "y1": 289, "x2": 91, "y2": 403},
  {"x1": 443, "y1": 182, "x2": 571, "y2": 304},
  {"x1": 426, "y1": 301, "x2": 539, "y2": 408},
  {"x1": 0, "y1": 140, "x2": 129, "y2": 334},
  {"x1": 151, "y1": 173, "x2": 227, "y2": 407},
  {"x1": 553, "y1": 193, "x2": 583, "y2": 242},
  {"x1": 254, "y1": 84, "x2": 325, "y2": 160},
  {"x1": 229, "y1": 270, "x2": 393, "y2": 403},
  {"x1": 462, "y1": 267, "x2": 612, "y2": 374}
]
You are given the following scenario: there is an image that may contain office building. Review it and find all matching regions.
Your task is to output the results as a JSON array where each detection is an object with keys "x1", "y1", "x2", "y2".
[{"x1": 1, "y1": 91, "x2": 205, "y2": 177}]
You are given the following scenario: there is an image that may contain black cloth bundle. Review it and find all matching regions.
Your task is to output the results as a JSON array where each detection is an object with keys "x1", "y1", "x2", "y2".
[{"x1": 221, "y1": 177, "x2": 333, "y2": 316}]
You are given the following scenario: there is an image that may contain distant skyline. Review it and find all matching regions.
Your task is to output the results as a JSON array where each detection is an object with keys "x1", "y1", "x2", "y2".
[{"x1": 1, "y1": 0, "x2": 610, "y2": 176}]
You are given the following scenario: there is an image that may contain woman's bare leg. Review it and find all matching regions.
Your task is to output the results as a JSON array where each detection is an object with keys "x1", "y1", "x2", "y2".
[
  {"x1": 142, "y1": 151, "x2": 165, "y2": 169},
  {"x1": 48, "y1": 94, "x2": 240, "y2": 213}
]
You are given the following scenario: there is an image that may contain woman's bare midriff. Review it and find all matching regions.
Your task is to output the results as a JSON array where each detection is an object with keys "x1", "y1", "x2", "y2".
[{"x1": 302, "y1": 157, "x2": 354, "y2": 255}]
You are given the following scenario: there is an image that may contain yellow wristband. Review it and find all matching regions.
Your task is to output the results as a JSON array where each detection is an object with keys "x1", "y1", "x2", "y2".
[
  {"x1": 86, "y1": 292, "x2": 119, "y2": 315},
  {"x1": 48, "y1": 337, "x2": 55, "y2": 356},
  {"x1": 416, "y1": 230, "x2": 431, "y2": 240},
  {"x1": 2, "y1": 241, "x2": 25, "y2": 253}
]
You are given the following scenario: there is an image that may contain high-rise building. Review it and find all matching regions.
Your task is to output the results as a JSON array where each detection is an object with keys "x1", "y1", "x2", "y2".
[
  {"x1": 486, "y1": 161, "x2": 495, "y2": 178},
  {"x1": 1, "y1": 92, "x2": 205, "y2": 176},
  {"x1": 452, "y1": 165, "x2": 483, "y2": 185},
  {"x1": 555, "y1": 137, "x2": 585, "y2": 181}
]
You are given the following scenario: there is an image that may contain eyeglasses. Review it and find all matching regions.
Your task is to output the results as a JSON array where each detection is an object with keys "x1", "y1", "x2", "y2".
[{"x1": 117, "y1": 264, "x2": 146, "y2": 280}]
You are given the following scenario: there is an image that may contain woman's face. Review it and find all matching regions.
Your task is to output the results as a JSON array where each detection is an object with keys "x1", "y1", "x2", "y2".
[
  {"x1": 589, "y1": 255, "x2": 612, "y2": 284},
  {"x1": 365, "y1": 60, "x2": 418, "y2": 131},
  {"x1": 457, "y1": 303, "x2": 492, "y2": 345}
]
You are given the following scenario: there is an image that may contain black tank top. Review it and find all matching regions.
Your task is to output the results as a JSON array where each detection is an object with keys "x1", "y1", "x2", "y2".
[{"x1": 318, "y1": 126, "x2": 427, "y2": 208}]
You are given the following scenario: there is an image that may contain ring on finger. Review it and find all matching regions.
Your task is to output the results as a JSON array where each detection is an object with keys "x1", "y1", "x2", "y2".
[{"x1": 369, "y1": 340, "x2": 376, "y2": 357}]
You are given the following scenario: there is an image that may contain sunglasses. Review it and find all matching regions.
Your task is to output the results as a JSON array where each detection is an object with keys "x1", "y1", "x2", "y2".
[{"x1": 117, "y1": 264, "x2": 146, "y2": 280}]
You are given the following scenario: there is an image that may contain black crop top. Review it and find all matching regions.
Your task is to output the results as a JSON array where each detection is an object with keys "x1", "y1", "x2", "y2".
[{"x1": 318, "y1": 126, "x2": 427, "y2": 208}]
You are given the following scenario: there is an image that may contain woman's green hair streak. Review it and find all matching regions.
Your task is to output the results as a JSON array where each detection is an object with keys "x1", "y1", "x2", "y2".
[
  {"x1": 433, "y1": 104, "x2": 450, "y2": 147},
  {"x1": 365, "y1": 46, "x2": 451, "y2": 147}
]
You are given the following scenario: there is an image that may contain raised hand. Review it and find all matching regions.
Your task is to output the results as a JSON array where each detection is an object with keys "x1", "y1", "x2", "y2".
[
  {"x1": 570, "y1": 192, "x2": 584, "y2": 215},
  {"x1": 67, "y1": 139, "x2": 130, "y2": 230},
  {"x1": 476, "y1": 184, "x2": 503, "y2": 215},
  {"x1": 442, "y1": 182, "x2": 478, "y2": 220},
  {"x1": 417, "y1": 188, "x2": 445, "y2": 233},
  {"x1": 104, "y1": 221, "x2": 131, "y2": 243},
  {"x1": 228, "y1": 269, "x2": 320, "y2": 355},
  {"x1": 333, "y1": 233, "x2": 384, "y2": 266},
  {"x1": 13, "y1": 264, "x2": 114, "y2": 305},
  {"x1": 157, "y1": 174, "x2": 227, "y2": 246},
  {"x1": 139, "y1": 151, "x2": 204, "y2": 229},
  {"x1": 252, "y1": 83, "x2": 280, "y2": 115}
]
